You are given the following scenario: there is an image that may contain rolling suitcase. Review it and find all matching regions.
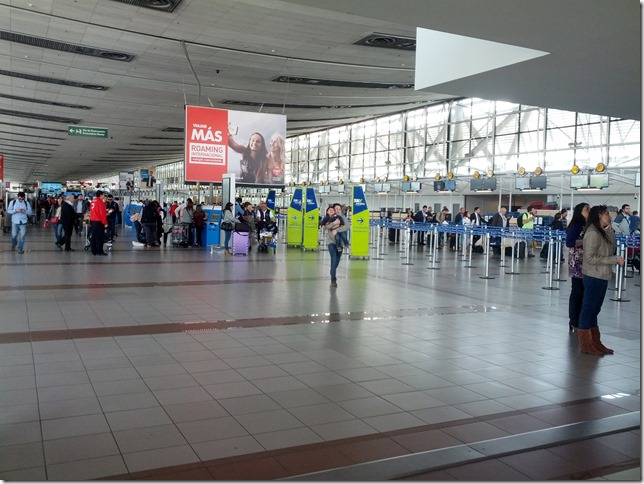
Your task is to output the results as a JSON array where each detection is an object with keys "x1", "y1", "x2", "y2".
[
  {"x1": 505, "y1": 242, "x2": 526, "y2": 258},
  {"x1": 171, "y1": 223, "x2": 189, "y2": 247},
  {"x1": 232, "y1": 230, "x2": 250, "y2": 255}
]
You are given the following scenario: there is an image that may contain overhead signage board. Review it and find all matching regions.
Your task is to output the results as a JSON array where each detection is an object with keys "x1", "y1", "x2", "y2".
[
  {"x1": 32, "y1": 171, "x2": 47, "y2": 177},
  {"x1": 68, "y1": 126, "x2": 108, "y2": 138},
  {"x1": 184, "y1": 106, "x2": 286, "y2": 186}
]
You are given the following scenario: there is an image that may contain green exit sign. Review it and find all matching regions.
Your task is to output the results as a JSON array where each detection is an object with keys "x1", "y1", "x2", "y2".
[
  {"x1": 68, "y1": 126, "x2": 108, "y2": 138},
  {"x1": 32, "y1": 172, "x2": 47, "y2": 177}
]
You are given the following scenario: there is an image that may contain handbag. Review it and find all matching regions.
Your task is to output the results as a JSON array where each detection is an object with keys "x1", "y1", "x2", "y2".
[
  {"x1": 49, "y1": 217, "x2": 59, "y2": 224},
  {"x1": 221, "y1": 220, "x2": 234, "y2": 231}
]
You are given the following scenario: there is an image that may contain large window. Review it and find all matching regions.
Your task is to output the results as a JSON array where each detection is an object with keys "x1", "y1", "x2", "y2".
[
  {"x1": 149, "y1": 98, "x2": 639, "y2": 191},
  {"x1": 284, "y1": 99, "x2": 640, "y2": 183}
]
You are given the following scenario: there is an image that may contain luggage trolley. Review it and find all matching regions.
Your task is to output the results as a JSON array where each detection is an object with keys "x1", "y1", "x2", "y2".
[
  {"x1": 258, "y1": 221, "x2": 278, "y2": 254},
  {"x1": 83, "y1": 216, "x2": 113, "y2": 252}
]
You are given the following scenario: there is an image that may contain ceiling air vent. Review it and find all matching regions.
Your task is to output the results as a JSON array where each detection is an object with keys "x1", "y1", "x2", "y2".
[
  {"x1": 108, "y1": 0, "x2": 183, "y2": 13},
  {"x1": 162, "y1": 127, "x2": 184, "y2": 133},
  {"x1": 0, "y1": 69, "x2": 108, "y2": 90},
  {"x1": 141, "y1": 136, "x2": 184, "y2": 140},
  {"x1": 0, "y1": 121, "x2": 67, "y2": 132},
  {"x1": 272, "y1": 76, "x2": 413, "y2": 89},
  {"x1": 0, "y1": 108, "x2": 81, "y2": 124},
  {"x1": 0, "y1": 93, "x2": 92, "y2": 110},
  {"x1": 0, "y1": 31, "x2": 135, "y2": 62},
  {"x1": 222, "y1": 99, "x2": 423, "y2": 110},
  {"x1": 0, "y1": 130, "x2": 64, "y2": 141},
  {"x1": 0, "y1": 138, "x2": 59, "y2": 147},
  {"x1": 354, "y1": 33, "x2": 416, "y2": 51}
]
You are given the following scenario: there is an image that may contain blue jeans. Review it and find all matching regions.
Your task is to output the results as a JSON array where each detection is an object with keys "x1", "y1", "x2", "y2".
[
  {"x1": 328, "y1": 243, "x2": 342, "y2": 282},
  {"x1": 11, "y1": 223, "x2": 27, "y2": 251},
  {"x1": 54, "y1": 223, "x2": 64, "y2": 244},
  {"x1": 224, "y1": 230, "x2": 232, "y2": 250},
  {"x1": 335, "y1": 232, "x2": 350, "y2": 249},
  {"x1": 578, "y1": 275, "x2": 609, "y2": 329}
]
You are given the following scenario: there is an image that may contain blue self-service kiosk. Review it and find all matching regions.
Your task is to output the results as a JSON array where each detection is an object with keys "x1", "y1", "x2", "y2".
[
  {"x1": 123, "y1": 203, "x2": 143, "y2": 228},
  {"x1": 202, "y1": 206, "x2": 222, "y2": 247}
]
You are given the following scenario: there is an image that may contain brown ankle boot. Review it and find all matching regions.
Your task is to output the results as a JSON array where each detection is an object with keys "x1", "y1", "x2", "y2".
[
  {"x1": 590, "y1": 326, "x2": 614, "y2": 354},
  {"x1": 577, "y1": 329, "x2": 604, "y2": 356}
]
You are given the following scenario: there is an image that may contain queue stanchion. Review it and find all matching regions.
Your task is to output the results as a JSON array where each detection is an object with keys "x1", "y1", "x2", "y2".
[
  {"x1": 537, "y1": 228, "x2": 550, "y2": 274},
  {"x1": 372, "y1": 221, "x2": 384, "y2": 261},
  {"x1": 610, "y1": 242, "x2": 630, "y2": 302},
  {"x1": 427, "y1": 225, "x2": 440, "y2": 270},
  {"x1": 505, "y1": 231, "x2": 520, "y2": 275},
  {"x1": 479, "y1": 230, "x2": 495, "y2": 279},
  {"x1": 402, "y1": 226, "x2": 414, "y2": 265},
  {"x1": 554, "y1": 234, "x2": 567, "y2": 281},
  {"x1": 464, "y1": 227, "x2": 477, "y2": 268},
  {"x1": 396, "y1": 223, "x2": 406, "y2": 253},
  {"x1": 460, "y1": 227, "x2": 468, "y2": 260},
  {"x1": 498, "y1": 231, "x2": 507, "y2": 268},
  {"x1": 542, "y1": 233, "x2": 559, "y2": 290},
  {"x1": 380, "y1": 221, "x2": 389, "y2": 256},
  {"x1": 623, "y1": 236, "x2": 634, "y2": 278},
  {"x1": 479, "y1": 233, "x2": 495, "y2": 279},
  {"x1": 427, "y1": 225, "x2": 435, "y2": 261},
  {"x1": 607, "y1": 240, "x2": 621, "y2": 292}
]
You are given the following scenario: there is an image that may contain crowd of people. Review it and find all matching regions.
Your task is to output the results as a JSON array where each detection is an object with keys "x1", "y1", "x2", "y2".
[
  {"x1": 409, "y1": 202, "x2": 639, "y2": 357},
  {"x1": 1, "y1": 195, "x2": 639, "y2": 336}
]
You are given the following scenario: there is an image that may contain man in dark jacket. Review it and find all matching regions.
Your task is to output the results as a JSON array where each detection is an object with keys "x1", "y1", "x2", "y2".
[
  {"x1": 140, "y1": 200, "x2": 160, "y2": 247},
  {"x1": 414, "y1": 205, "x2": 428, "y2": 245},
  {"x1": 489, "y1": 206, "x2": 508, "y2": 255},
  {"x1": 60, "y1": 194, "x2": 77, "y2": 252},
  {"x1": 105, "y1": 194, "x2": 120, "y2": 242}
]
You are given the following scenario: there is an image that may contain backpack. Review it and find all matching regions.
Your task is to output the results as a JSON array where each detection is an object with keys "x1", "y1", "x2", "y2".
[{"x1": 516, "y1": 213, "x2": 524, "y2": 228}]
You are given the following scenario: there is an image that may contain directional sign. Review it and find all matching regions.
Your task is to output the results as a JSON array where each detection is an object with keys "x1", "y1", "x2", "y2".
[
  {"x1": 32, "y1": 171, "x2": 47, "y2": 177},
  {"x1": 68, "y1": 126, "x2": 108, "y2": 138},
  {"x1": 287, "y1": 188, "x2": 303, "y2": 246},
  {"x1": 302, "y1": 188, "x2": 319, "y2": 250},
  {"x1": 351, "y1": 185, "x2": 370, "y2": 257}
]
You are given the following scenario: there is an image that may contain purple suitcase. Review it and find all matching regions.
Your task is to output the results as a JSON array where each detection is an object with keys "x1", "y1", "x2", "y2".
[{"x1": 232, "y1": 230, "x2": 250, "y2": 255}]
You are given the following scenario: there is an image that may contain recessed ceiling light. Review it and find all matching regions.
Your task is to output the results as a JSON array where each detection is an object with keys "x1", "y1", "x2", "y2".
[{"x1": 271, "y1": 49, "x2": 275, "y2": 53}]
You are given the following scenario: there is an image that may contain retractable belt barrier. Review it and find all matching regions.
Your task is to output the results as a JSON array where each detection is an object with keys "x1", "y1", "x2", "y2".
[{"x1": 610, "y1": 234, "x2": 640, "y2": 302}]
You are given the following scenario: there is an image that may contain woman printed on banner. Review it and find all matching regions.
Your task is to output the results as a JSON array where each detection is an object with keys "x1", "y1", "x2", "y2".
[
  {"x1": 228, "y1": 130, "x2": 269, "y2": 184},
  {"x1": 262, "y1": 133, "x2": 285, "y2": 184}
]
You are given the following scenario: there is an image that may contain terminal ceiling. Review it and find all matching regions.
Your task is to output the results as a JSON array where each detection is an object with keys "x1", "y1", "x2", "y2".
[{"x1": 0, "y1": 0, "x2": 639, "y2": 183}]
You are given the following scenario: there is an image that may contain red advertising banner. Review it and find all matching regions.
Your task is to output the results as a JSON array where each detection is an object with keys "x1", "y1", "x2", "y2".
[
  {"x1": 184, "y1": 106, "x2": 286, "y2": 186},
  {"x1": 185, "y1": 106, "x2": 228, "y2": 183}
]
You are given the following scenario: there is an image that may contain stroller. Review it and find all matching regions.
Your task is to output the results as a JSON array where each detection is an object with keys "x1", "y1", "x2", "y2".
[{"x1": 258, "y1": 221, "x2": 278, "y2": 253}]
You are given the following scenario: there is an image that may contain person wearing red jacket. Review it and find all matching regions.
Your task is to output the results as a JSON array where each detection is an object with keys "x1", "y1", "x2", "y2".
[{"x1": 89, "y1": 190, "x2": 108, "y2": 256}]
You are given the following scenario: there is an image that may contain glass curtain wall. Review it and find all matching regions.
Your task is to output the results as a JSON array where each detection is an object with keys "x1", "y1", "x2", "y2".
[
  {"x1": 285, "y1": 98, "x2": 640, "y2": 183},
  {"x1": 146, "y1": 98, "x2": 639, "y2": 190}
]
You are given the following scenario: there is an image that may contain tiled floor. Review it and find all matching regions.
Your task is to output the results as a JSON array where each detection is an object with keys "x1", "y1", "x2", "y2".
[{"x1": 0, "y1": 225, "x2": 640, "y2": 480}]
